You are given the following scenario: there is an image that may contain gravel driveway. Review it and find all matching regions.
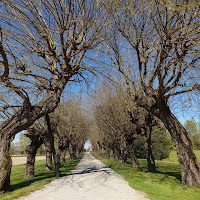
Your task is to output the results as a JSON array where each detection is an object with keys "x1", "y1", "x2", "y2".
[{"x1": 16, "y1": 153, "x2": 149, "y2": 200}]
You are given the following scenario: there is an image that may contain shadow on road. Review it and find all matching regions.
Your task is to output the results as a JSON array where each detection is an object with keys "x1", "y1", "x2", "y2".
[{"x1": 64, "y1": 166, "x2": 111, "y2": 177}]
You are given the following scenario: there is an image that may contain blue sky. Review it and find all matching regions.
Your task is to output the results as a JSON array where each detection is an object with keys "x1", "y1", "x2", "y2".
[{"x1": 84, "y1": 140, "x2": 92, "y2": 150}]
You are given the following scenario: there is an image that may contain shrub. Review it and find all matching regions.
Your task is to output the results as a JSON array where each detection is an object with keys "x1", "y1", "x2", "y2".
[{"x1": 134, "y1": 124, "x2": 171, "y2": 160}]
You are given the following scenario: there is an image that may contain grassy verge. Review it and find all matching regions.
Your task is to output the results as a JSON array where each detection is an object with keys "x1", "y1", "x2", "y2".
[
  {"x1": 0, "y1": 155, "x2": 83, "y2": 200},
  {"x1": 163, "y1": 150, "x2": 200, "y2": 162},
  {"x1": 93, "y1": 154, "x2": 200, "y2": 200}
]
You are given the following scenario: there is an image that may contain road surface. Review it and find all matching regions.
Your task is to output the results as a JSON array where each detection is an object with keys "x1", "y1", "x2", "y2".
[{"x1": 17, "y1": 153, "x2": 149, "y2": 200}]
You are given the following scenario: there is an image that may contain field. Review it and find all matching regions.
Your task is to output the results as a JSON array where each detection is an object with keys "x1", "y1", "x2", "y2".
[
  {"x1": 93, "y1": 151, "x2": 200, "y2": 200},
  {"x1": 11, "y1": 156, "x2": 46, "y2": 165}
]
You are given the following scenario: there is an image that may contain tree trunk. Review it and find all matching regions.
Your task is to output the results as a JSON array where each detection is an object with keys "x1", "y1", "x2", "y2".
[
  {"x1": 24, "y1": 128, "x2": 44, "y2": 179},
  {"x1": 106, "y1": 148, "x2": 111, "y2": 159},
  {"x1": 75, "y1": 149, "x2": 79, "y2": 158},
  {"x1": 61, "y1": 149, "x2": 67, "y2": 163},
  {"x1": 44, "y1": 135, "x2": 53, "y2": 171},
  {"x1": 154, "y1": 104, "x2": 200, "y2": 186},
  {"x1": 0, "y1": 139, "x2": 12, "y2": 194},
  {"x1": 0, "y1": 77, "x2": 67, "y2": 192},
  {"x1": 109, "y1": 149, "x2": 114, "y2": 159},
  {"x1": 120, "y1": 134, "x2": 128, "y2": 164},
  {"x1": 129, "y1": 142, "x2": 138, "y2": 168},
  {"x1": 114, "y1": 146, "x2": 120, "y2": 161},
  {"x1": 142, "y1": 126, "x2": 156, "y2": 172},
  {"x1": 24, "y1": 144, "x2": 39, "y2": 178},
  {"x1": 69, "y1": 143, "x2": 77, "y2": 161},
  {"x1": 120, "y1": 151, "x2": 127, "y2": 163},
  {"x1": 45, "y1": 115, "x2": 60, "y2": 178}
]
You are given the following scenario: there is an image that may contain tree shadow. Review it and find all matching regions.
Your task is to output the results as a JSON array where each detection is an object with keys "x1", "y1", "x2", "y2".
[
  {"x1": 10, "y1": 172, "x2": 55, "y2": 192},
  {"x1": 126, "y1": 159, "x2": 181, "y2": 182},
  {"x1": 155, "y1": 170, "x2": 181, "y2": 182},
  {"x1": 64, "y1": 166, "x2": 111, "y2": 177}
]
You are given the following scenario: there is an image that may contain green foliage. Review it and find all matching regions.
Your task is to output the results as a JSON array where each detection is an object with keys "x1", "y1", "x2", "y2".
[
  {"x1": 184, "y1": 120, "x2": 200, "y2": 150},
  {"x1": 16, "y1": 133, "x2": 31, "y2": 155},
  {"x1": 184, "y1": 120, "x2": 198, "y2": 136},
  {"x1": 36, "y1": 145, "x2": 45, "y2": 155},
  {"x1": 0, "y1": 155, "x2": 83, "y2": 200},
  {"x1": 134, "y1": 124, "x2": 172, "y2": 160},
  {"x1": 9, "y1": 143, "x2": 15, "y2": 155},
  {"x1": 134, "y1": 135, "x2": 146, "y2": 158},
  {"x1": 94, "y1": 154, "x2": 200, "y2": 200},
  {"x1": 192, "y1": 134, "x2": 200, "y2": 150},
  {"x1": 151, "y1": 126, "x2": 172, "y2": 160}
]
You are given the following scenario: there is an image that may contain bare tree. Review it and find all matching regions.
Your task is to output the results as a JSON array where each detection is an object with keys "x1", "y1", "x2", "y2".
[
  {"x1": 48, "y1": 97, "x2": 88, "y2": 163},
  {"x1": 0, "y1": 0, "x2": 106, "y2": 193},
  {"x1": 104, "y1": 0, "x2": 200, "y2": 186},
  {"x1": 90, "y1": 83, "x2": 139, "y2": 166}
]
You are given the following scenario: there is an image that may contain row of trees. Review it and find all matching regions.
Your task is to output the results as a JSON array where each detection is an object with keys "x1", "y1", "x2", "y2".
[
  {"x1": 100, "y1": 0, "x2": 200, "y2": 187},
  {"x1": 0, "y1": 0, "x2": 106, "y2": 193},
  {"x1": 89, "y1": 84, "x2": 172, "y2": 171},
  {"x1": 0, "y1": 0, "x2": 200, "y2": 193},
  {"x1": 14, "y1": 98, "x2": 87, "y2": 180},
  {"x1": 89, "y1": 83, "x2": 200, "y2": 170}
]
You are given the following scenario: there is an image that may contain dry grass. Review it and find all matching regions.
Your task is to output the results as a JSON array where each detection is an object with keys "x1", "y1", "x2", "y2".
[{"x1": 11, "y1": 156, "x2": 46, "y2": 165}]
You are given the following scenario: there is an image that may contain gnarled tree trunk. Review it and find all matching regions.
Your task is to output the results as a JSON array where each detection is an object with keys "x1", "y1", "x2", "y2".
[
  {"x1": 126, "y1": 134, "x2": 138, "y2": 168},
  {"x1": 0, "y1": 78, "x2": 67, "y2": 192},
  {"x1": 68, "y1": 143, "x2": 77, "y2": 161},
  {"x1": 0, "y1": 138, "x2": 12, "y2": 194},
  {"x1": 45, "y1": 114, "x2": 60, "y2": 178},
  {"x1": 120, "y1": 134, "x2": 128, "y2": 164},
  {"x1": 24, "y1": 127, "x2": 44, "y2": 178},
  {"x1": 128, "y1": 142, "x2": 138, "y2": 168},
  {"x1": 153, "y1": 104, "x2": 200, "y2": 186},
  {"x1": 142, "y1": 126, "x2": 156, "y2": 172},
  {"x1": 44, "y1": 134, "x2": 53, "y2": 171},
  {"x1": 24, "y1": 144, "x2": 39, "y2": 179}
]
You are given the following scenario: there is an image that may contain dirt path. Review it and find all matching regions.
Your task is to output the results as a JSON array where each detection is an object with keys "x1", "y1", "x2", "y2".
[{"x1": 17, "y1": 153, "x2": 149, "y2": 200}]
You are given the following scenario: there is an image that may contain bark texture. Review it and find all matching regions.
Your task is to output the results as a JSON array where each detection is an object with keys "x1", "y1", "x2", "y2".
[
  {"x1": 155, "y1": 104, "x2": 200, "y2": 186},
  {"x1": 129, "y1": 110, "x2": 156, "y2": 172},
  {"x1": 136, "y1": 90, "x2": 200, "y2": 186},
  {"x1": 142, "y1": 127, "x2": 156, "y2": 172},
  {"x1": 128, "y1": 142, "x2": 138, "y2": 168},
  {"x1": 44, "y1": 133, "x2": 53, "y2": 171},
  {"x1": 119, "y1": 133, "x2": 128, "y2": 163},
  {"x1": 24, "y1": 128, "x2": 44, "y2": 178},
  {"x1": 45, "y1": 114, "x2": 60, "y2": 178},
  {"x1": 0, "y1": 141, "x2": 12, "y2": 194},
  {"x1": 24, "y1": 144, "x2": 38, "y2": 179}
]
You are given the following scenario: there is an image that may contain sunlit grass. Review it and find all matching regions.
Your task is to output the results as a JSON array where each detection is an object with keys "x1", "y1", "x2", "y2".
[
  {"x1": 94, "y1": 153, "x2": 200, "y2": 200},
  {"x1": 163, "y1": 150, "x2": 200, "y2": 162},
  {"x1": 0, "y1": 155, "x2": 83, "y2": 200}
]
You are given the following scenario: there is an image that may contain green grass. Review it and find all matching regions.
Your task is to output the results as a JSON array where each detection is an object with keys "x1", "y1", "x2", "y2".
[
  {"x1": 0, "y1": 155, "x2": 83, "y2": 200},
  {"x1": 163, "y1": 150, "x2": 200, "y2": 162},
  {"x1": 93, "y1": 154, "x2": 200, "y2": 200}
]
